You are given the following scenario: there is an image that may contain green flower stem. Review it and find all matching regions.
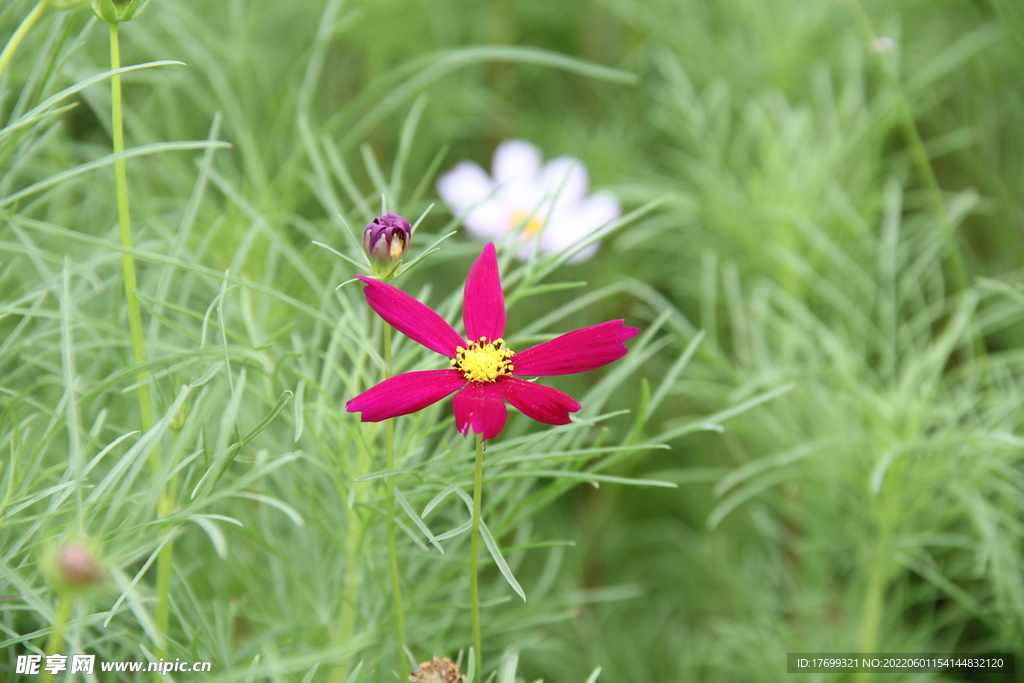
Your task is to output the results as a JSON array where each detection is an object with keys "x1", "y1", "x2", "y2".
[
  {"x1": 847, "y1": 1, "x2": 969, "y2": 295},
  {"x1": 39, "y1": 592, "x2": 72, "y2": 683},
  {"x1": 383, "y1": 323, "x2": 406, "y2": 665},
  {"x1": 109, "y1": 22, "x2": 157, "y2": 454},
  {"x1": 0, "y1": 0, "x2": 47, "y2": 82},
  {"x1": 848, "y1": 1, "x2": 988, "y2": 368},
  {"x1": 855, "y1": 528, "x2": 890, "y2": 683},
  {"x1": 469, "y1": 433, "x2": 484, "y2": 678},
  {"x1": 110, "y1": 21, "x2": 170, "y2": 658},
  {"x1": 856, "y1": 455, "x2": 902, "y2": 682},
  {"x1": 334, "y1": 504, "x2": 366, "y2": 683},
  {"x1": 858, "y1": 537, "x2": 888, "y2": 651},
  {"x1": 154, "y1": 434, "x2": 179, "y2": 677},
  {"x1": 154, "y1": 507, "x2": 175, "y2": 646}
]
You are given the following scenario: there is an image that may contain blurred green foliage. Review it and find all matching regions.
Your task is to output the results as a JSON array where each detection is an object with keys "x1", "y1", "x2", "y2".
[{"x1": 3, "y1": 0, "x2": 1024, "y2": 681}]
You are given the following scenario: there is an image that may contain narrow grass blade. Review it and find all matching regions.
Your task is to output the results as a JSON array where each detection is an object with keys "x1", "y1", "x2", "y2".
[{"x1": 479, "y1": 519, "x2": 526, "y2": 601}]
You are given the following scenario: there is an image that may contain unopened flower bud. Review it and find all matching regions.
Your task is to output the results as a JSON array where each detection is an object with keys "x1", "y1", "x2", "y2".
[
  {"x1": 52, "y1": 543, "x2": 103, "y2": 589},
  {"x1": 409, "y1": 656, "x2": 465, "y2": 683},
  {"x1": 171, "y1": 394, "x2": 192, "y2": 432},
  {"x1": 89, "y1": 0, "x2": 147, "y2": 22},
  {"x1": 363, "y1": 213, "x2": 411, "y2": 270}
]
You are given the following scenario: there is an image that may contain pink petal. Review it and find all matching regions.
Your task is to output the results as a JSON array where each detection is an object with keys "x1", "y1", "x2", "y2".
[
  {"x1": 452, "y1": 383, "x2": 507, "y2": 440},
  {"x1": 357, "y1": 276, "x2": 466, "y2": 357},
  {"x1": 346, "y1": 369, "x2": 466, "y2": 421},
  {"x1": 511, "y1": 320, "x2": 641, "y2": 376},
  {"x1": 463, "y1": 242, "x2": 506, "y2": 342},
  {"x1": 493, "y1": 376, "x2": 581, "y2": 425}
]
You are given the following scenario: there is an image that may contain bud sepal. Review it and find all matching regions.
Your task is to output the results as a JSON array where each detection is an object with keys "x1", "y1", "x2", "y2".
[{"x1": 90, "y1": 0, "x2": 148, "y2": 23}]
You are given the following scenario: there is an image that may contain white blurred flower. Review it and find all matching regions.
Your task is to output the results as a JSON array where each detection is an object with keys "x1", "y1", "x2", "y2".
[{"x1": 436, "y1": 140, "x2": 620, "y2": 262}]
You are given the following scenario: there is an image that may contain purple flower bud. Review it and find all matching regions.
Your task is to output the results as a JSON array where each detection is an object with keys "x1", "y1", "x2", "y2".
[{"x1": 363, "y1": 213, "x2": 411, "y2": 268}]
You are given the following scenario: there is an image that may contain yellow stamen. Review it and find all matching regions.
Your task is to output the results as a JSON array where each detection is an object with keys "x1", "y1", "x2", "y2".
[
  {"x1": 509, "y1": 210, "x2": 545, "y2": 237},
  {"x1": 450, "y1": 337, "x2": 515, "y2": 383}
]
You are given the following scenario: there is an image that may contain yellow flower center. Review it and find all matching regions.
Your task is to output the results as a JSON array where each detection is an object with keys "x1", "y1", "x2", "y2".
[
  {"x1": 509, "y1": 210, "x2": 545, "y2": 237},
  {"x1": 451, "y1": 337, "x2": 515, "y2": 383}
]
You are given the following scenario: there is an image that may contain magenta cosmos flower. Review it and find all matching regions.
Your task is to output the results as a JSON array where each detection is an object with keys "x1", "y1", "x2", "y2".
[{"x1": 346, "y1": 243, "x2": 640, "y2": 440}]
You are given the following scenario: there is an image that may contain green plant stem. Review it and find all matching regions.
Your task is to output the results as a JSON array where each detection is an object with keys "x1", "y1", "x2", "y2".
[
  {"x1": 154, "y1": 505, "x2": 175, "y2": 646},
  {"x1": 0, "y1": 0, "x2": 47, "y2": 82},
  {"x1": 109, "y1": 22, "x2": 158, "y2": 460},
  {"x1": 847, "y1": 1, "x2": 969, "y2": 295},
  {"x1": 334, "y1": 504, "x2": 366, "y2": 683},
  {"x1": 154, "y1": 434, "x2": 179, "y2": 679},
  {"x1": 111, "y1": 21, "x2": 170, "y2": 662},
  {"x1": 855, "y1": 529, "x2": 889, "y2": 683},
  {"x1": 858, "y1": 545, "x2": 887, "y2": 653},
  {"x1": 39, "y1": 593, "x2": 72, "y2": 683},
  {"x1": 848, "y1": 1, "x2": 989, "y2": 370},
  {"x1": 469, "y1": 433, "x2": 484, "y2": 678},
  {"x1": 856, "y1": 457, "x2": 901, "y2": 683},
  {"x1": 382, "y1": 323, "x2": 406, "y2": 666},
  {"x1": 334, "y1": 404, "x2": 374, "y2": 683}
]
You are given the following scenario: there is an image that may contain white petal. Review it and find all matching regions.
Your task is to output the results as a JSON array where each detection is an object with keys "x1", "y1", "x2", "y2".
[
  {"x1": 539, "y1": 225, "x2": 601, "y2": 261},
  {"x1": 537, "y1": 220, "x2": 600, "y2": 261},
  {"x1": 463, "y1": 203, "x2": 512, "y2": 241},
  {"x1": 540, "y1": 156, "x2": 588, "y2": 209},
  {"x1": 548, "y1": 192, "x2": 619, "y2": 244},
  {"x1": 440, "y1": 141, "x2": 612, "y2": 262},
  {"x1": 493, "y1": 140, "x2": 542, "y2": 185},
  {"x1": 540, "y1": 191, "x2": 620, "y2": 261},
  {"x1": 436, "y1": 161, "x2": 494, "y2": 213},
  {"x1": 576, "y1": 190, "x2": 621, "y2": 228}
]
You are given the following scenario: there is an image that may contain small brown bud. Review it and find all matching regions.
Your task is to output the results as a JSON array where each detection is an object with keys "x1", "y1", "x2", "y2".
[
  {"x1": 409, "y1": 656, "x2": 466, "y2": 683},
  {"x1": 54, "y1": 543, "x2": 102, "y2": 588}
]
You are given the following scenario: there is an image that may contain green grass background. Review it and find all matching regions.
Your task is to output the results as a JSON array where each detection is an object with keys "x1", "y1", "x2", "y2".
[{"x1": 3, "y1": 0, "x2": 1024, "y2": 681}]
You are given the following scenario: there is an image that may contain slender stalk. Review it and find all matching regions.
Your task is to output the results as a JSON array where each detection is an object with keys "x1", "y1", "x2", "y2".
[
  {"x1": 153, "y1": 503, "x2": 175, "y2": 648},
  {"x1": 111, "y1": 21, "x2": 170, "y2": 662},
  {"x1": 0, "y1": 0, "x2": 47, "y2": 82},
  {"x1": 110, "y1": 22, "x2": 158, "y2": 457},
  {"x1": 469, "y1": 433, "x2": 484, "y2": 678},
  {"x1": 856, "y1": 453, "x2": 902, "y2": 683},
  {"x1": 154, "y1": 435, "x2": 179, "y2": 679},
  {"x1": 858, "y1": 543, "x2": 887, "y2": 655},
  {"x1": 382, "y1": 323, "x2": 406, "y2": 665},
  {"x1": 333, "y1": 504, "x2": 366, "y2": 683},
  {"x1": 39, "y1": 593, "x2": 72, "y2": 683},
  {"x1": 854, "y1": 529, "x2": 889, "y2": 683},
  {"x1": 847, "y1": 1, "x2": 969, "y2": 295},
  {"x1": 848, "y1": 1, "x2": 990, "y2": 373},
  {"x1": 334, "y1": 405, "x2": 374, "y2": 683}
]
